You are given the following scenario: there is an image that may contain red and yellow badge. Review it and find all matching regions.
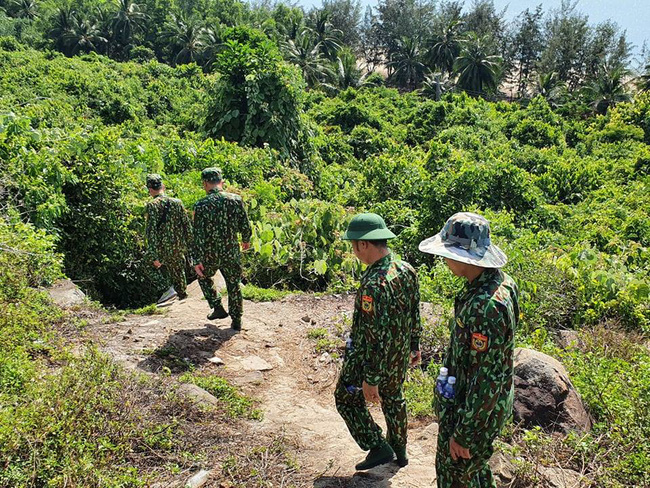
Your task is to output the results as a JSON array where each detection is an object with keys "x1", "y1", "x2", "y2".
[
  {"x1": 361, "y1": 295, "x2": 374, "y2": 313},
  {"x1": 471, "y1": 333, "x2": 488, "y2": 352}
]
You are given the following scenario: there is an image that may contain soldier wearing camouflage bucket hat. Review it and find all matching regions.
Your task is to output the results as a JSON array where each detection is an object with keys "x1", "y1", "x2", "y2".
[
  {"x1": 193, "y1": 167, "x2": 251, "y2": 331},
  {"x1": 144, "y1": 174, "x2": 193, "y2": 300},
  {"x1": 335, "y1": 213, "x2": 422, "y2": 471},
  {"x1": 419, "y1": 212, "x2": 519, "y2": 488}
]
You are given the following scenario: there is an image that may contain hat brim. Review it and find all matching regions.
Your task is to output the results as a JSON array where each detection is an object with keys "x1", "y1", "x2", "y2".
[
  {"x1": 418, "y1": 233, "x2": 507, "y2": 268},
  {"x1": 342, "y1": 228, "x2": 397, "y2": 240}
]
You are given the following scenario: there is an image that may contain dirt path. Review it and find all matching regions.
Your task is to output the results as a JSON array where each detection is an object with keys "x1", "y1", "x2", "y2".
[{"x1": 88, "y1": 276, "x2": 439, "y2": 487}]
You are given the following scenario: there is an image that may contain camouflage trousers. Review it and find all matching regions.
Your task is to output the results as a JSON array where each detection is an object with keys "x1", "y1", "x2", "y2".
[
  {"x1": 435, "y1": 413, "x2": 497, "y2": 488},
  {"x1": 160, "y1": 255, "x2": 187, "y2": 297},
  {"x1": 334, "y1": 361, "x2": 408, "y2": 451},
  {"x1": 198, "y1": 260, "x2": 243, "y2": 319}
]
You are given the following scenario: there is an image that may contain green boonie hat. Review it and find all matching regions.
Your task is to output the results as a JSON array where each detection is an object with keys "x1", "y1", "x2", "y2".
[
  {"x1": 146, "y1": 173, "x2": 163, "y2": 190},
  {"x1": 201, "y1": 167, "x2": 223, "y2": 183},
  {"x1": 418, "y1": 212, "x2": 507, "y2": 268},
  {"x1": 342, "y1": 213, "x2": 397, "y2": 241}
]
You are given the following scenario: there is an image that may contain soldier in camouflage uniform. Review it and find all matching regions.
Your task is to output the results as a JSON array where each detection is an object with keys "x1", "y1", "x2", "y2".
[
  {"x1": 193, "y1": 167, "x2": 252, "y2": 331},
  {"x1": 145, "y1": 174, "x2": 193, "y2": 300},
  {"x1": 419, "y1": 212, "x2": 519, "y2": 488},
  {"x1": 336, "y1": 213, "x2": 422, "y2": 471}
]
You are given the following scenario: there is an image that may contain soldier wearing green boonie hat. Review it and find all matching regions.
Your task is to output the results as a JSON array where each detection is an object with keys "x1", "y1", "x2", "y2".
[
  {"x1": 144, "y1": 174, "x2": 193, "y2": 300},
  {"x1": 419, "y1": 212, "x2": 519, "y2": 488},
  {"x1": 193, "y1": 167, "x2": 251, "y2": 331},
  {"x1": 336, "y1": 213, "x2": 422, "y2": 471}
]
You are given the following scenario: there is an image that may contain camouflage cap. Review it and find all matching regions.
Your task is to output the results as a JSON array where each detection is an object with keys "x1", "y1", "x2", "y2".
[
  {"x1": 146, "y1": 173, "x2": 163, "y2": 190},
  {"x1": 418, "y1": 212, "x2": 507, "y2": 268},
  {"x1": 201, "y1": 167, "x2": 223, "y2": 183},
  {"x1": 342, "y1": 213, "x2": 396, "y2": 241}
]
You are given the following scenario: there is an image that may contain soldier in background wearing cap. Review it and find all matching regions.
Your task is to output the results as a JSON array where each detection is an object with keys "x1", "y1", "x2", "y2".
[
  {"x1": 193, "y1": 167, "x2": 252, "y2": 331},
  {"x1": 145, "y1": 174, "x2": 193, "y2": 300},
  {"x1": 419, "y1": 212, "x2": 519, "y2": 488},
  {"x1": 336, "y1": 213, "x2": 422, "y2": 471}
]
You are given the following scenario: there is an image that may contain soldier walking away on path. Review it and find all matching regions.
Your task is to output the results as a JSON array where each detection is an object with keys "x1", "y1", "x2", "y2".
[
  {"x1": 335, "y1": 213, "x2": 422, "y2": 471},
  {"x1": 193, "y1": 167, "x2": 252, "y2": 331},
  {"x1": 419, "y1": 212, "x2": 519, "y2": 488},
  {"x1": 145, "y1": 174, "x2": 193, "y2": 301}
]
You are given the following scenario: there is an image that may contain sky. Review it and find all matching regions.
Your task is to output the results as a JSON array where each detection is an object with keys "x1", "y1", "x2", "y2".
[{"x1": 295, "y1": 0, "x2": 649, "y2": 60}]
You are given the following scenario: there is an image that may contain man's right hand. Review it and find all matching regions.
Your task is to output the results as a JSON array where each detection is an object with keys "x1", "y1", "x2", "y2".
[
  {"x1": 153, "y1": 260, "x2": 162, "y2": 268},
  {"x1": 194, "y1": 263, "x2": 205, "y2": 278},
  {"x1": 241, "y1": 242, "x2": 250, "y2": 251}
]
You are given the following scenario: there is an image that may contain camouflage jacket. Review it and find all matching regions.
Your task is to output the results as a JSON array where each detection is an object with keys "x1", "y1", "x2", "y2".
[
  {"x1": 348, "y1": 252, "x2": 421, "y2": 387},
  {"x1": 441, "y1": 268, "x2": 519, "y2": 448},
  {"x1": 145, "y1": 195, "x2": 193, "y2": 261},
  {"x1": 193, "y1": 189, "x2": 252, "y2": 265}
]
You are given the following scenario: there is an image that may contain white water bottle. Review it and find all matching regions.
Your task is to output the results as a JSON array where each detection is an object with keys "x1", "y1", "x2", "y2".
[
  {"x1": 436, "y1": 367, "x2": 448, "y2": 395},
  {"x1": 443, "y1": 376, "x2": 456, "y2": 399}
]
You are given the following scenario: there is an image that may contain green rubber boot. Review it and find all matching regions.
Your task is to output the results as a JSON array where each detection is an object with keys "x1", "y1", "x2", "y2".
[
  {"x1": 390, "y1": 443, "x2": 408, "y2": 467},
  {"x1": 207, "y1": 304, "x2": 229, "y2": 320},
  {"x1": 354, "y1": 442, "x2": 395, "y2": 471}
]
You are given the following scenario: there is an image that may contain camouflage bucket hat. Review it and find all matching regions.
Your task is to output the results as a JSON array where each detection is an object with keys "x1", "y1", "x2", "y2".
[
  {"x1": 342, "y1": 213, "x2": 396, "y2": 241},
  {"x1": 418, "y1": 212, "x2": 507, "y2": 268},
  {"x1": 146, "y1": 173, "x2": 163, "y2": 190},
  {"x1": 201, "y1": 167, "x2": 223, "y2": 183}
]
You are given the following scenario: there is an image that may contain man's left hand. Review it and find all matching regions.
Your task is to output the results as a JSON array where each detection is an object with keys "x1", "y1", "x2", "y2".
[
  {"x1": 362, "y1": 381, "x2": 381, "y2": 404},
  {"x1": 450, "y1": 437, "x2": 471, "y2": 461},
  {"x1": 241, "y1": 242, "x2": 250, "y2": 251}
]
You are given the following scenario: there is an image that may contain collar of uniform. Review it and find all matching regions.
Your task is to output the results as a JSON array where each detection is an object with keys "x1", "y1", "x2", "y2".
[
  {"x1": 463, "y1": 267, "x2": 500, "y2": 297},
  {"x1": 208, "y1": 188, "x2": 223, "y2": 195},
  {"x1": 363, "y1": 252, "x2": 392, "y2": 279},
  {"x1": 153, "y1": 193, "x2": 164, "y2": 199}
]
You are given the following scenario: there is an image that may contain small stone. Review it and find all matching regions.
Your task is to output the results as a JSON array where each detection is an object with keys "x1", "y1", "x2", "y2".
[
  {"x1": 208, "y1": 356, "x2": 224, "y2": 365},
  {"x1": 318, "y1": 352, "x2": 331, "y2": 363},
  {"x1": 127, "y1": 329, "x2": 133, "y2": 334},
  {"x1": 185, "y1": 469, "x2": 211, "y2": 488},
  {"x1": 301, "y1": 315, "x2": 311, "y2": 323},
  {"x1": 278, "y1": 322, "x2": 284, "y2": 327},
  {"x1": 241, "y1": 355, "x2": 273, "y2": 371}
]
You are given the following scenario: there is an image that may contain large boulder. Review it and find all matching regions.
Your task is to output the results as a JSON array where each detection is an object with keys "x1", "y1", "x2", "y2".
[
  {"x1": 514, "y1": 348, "x2": 592, "y2": 433},
  {"x1": 47, "y1": 279, "x2": 86, "y2": 308}
]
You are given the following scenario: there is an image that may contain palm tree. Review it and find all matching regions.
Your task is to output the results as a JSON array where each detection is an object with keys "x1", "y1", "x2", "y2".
[
  {"x1": 49, "y1": 7, "x2": 78, "y2": 54},
  {"x1": 387, "y1": 37, "x2": 428, "y2": 90},
  {"x1": 10, "y1": 0, "x2": 38, "y2": 19},
  {"x1": 454, "y1": 35, "x2": 501, "y2": 95},
  {"x1": 305, "y1": 9, "x2": 342, "y2": 61},
  {"x1": 533, "y1": 72, "x2": 566, "y2": 107},
  {"x1": 111, "y1": 0, "x2": 147, "y2": 46},
  {"x1": 63, "y1": 18, "x2": 108, "y2": 55},
  {"x1": 425, "y1": 19, "x2": 464, "y2": 75},
  {"x1": 281, "y1": 32, "x2": 333, "y2": 87},
  {"x1": 162, "y1": 14, "x2": 207, "y2": 66},
  {"x1": 333, "y1": 47, "x2": 362, "y2": 90},
  {"x1": 585, "y1": 68, "x2": 631, "y2": 115},
  {"x1": 638, "y1": 64, "x2": 650, "y2": 93}
]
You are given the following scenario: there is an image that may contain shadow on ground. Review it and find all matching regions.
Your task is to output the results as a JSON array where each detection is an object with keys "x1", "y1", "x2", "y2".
[
  {"x1": 138, "y1": 321, "x2": 236, "y2": 373},
  {"x1": 314, "y1": 465, "x2": 400, "y2": 488}
]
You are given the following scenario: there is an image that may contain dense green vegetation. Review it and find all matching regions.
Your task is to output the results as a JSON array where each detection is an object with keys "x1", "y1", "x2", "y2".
[{"x1": 1, "y1": 1, "x2": 649, "y2": 483}]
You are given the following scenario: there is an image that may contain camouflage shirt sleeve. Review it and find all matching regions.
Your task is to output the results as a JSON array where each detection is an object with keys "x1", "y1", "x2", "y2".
[
  {"x1": 237, "y1": 198, "x2": 252, "y2": 243},
  {"x1": 411, "y1": 275, "x2": 422, "y2": 351},
  {"x1": 144, "y1": 201, "x2": 160, "y2": 261},
  {"x1": 453, "y1": 300, "x2": 511, "y2": 448},
  {"x1": 192, "y1": 201, "x2": 206, "y2": 265},
  {"x1": 360, "y1": 283, "x2": 387, "y2": 387}
]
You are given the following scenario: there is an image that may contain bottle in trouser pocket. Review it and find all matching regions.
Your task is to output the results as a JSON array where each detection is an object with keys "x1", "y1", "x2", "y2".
[
  {"x1": 443, "y1": 376, "x2": 456, "y2": 399},
  {"x1": 436, "y1": 367, "x2": 449, "y2": 395}
]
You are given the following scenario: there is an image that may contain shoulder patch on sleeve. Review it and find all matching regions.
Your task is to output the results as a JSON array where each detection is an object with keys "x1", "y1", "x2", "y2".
[
  {"x1": 471, "y1": 332, "x2": 488, "y2": 352},
  {"x1": 456, "y1": 317, "x2": 465, "y2": 328},
  {"x1": 361, "y1": 295, "x2": 373, "y2": 313}
]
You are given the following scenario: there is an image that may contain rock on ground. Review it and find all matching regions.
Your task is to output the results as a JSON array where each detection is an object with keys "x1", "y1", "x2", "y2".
[{"x1": 514, "y1": 348, "x2": 592, "y2": 433}]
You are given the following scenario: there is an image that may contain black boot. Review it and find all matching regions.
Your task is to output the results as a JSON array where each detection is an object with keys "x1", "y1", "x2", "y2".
[
  {"x1": 355, "y1": 442, "x2": 394, "y2": 471},
  {"x1": 207, "y1": 305, "x2": 229, "y2": 320},
  {"x1": 231, "y1": 318, "x2": 241, "y2": 331},
  {"x1": 390, "y1": 443, "x2": 408, "y2": 467}
]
